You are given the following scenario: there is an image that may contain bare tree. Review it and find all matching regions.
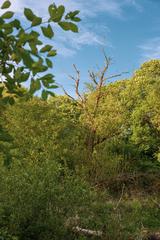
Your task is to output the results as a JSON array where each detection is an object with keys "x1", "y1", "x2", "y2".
[{"x1": 61, "y1": 54, "x2": 126, "y2": 160}]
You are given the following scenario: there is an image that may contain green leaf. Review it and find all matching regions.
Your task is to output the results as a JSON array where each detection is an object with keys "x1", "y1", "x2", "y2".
[
  {"x1": 30, "y1": 30, "x2": 40, "y2": 38},
  {"x1": 41, "y1": 24, "x2": 54, "y2": 39},
  {"x1": 32, "y1": 59, "x2": 43, "y2": 69},
  {"x1": 30, "y1": 79, "x2": 41, "y2": 94},
  {"x1": 41, "y1": 74, "x2": 55, "y2": 88},
  {"x1": 58, "y1": 21, "x2": 78, "y2": 32},
  {"x1": 69, "y1": 10, "x2": 80, "y2": 18},
  {"x1": 32, "y1": 59, "x2": 48, "y2": 74},
  {"x1": 0, "y1": 86, "x2": 4, "y2": 96},
  {"x1": 31, "y1": 17, "x2": 42, "y2": 27},
  {"x1": 55, "y1": 5, "x2": 65, "y2": 21},
  {"x1": 2, "y1": 22, "x2": 13, "y2": 34},
  {"x1": 21, "y1": 50, "x2": 34, "y2": 68},
  {"x1": 48, "y1": 4, "x2": 57, "y2": 19},
  {"x1": 14, "y1": 68, "x2": 21, "y2": 80},
  {"x1": 46, "y1": 58, "x2": 53, "y2": 68},
  {"x1": 71, "y1": 17, "x2": 81, "y2": 22},
  {"x1": 1, "y1": 0, "x2": 11, "y2": 9},
  {"x1": 11, "y1": 19, "x2": 21, "y2": 29},
  {"x1": 4, "y1": 26, "x2": 13, "y2": 34},
  {"x1": 40, "y1": 45, "x2": 52, "y2": 53},
  {"x1": 47, "y1": 50, "x2": 57, "y2": 57},
  {"x1": 47, "y1": 90, "x2": 56, "y2": 96},
  {"x1": 2, "y1": 22, "x2": 12, "y2": 29},
  {"x1": 65, "y1": 11, "x2": 81, "y2": 22},
  {"x1": 20, "y1": 72, "x2": 30, "y2": 82},
  {"x1": 47, "y1": 85, "x2": 58, "y2": 89},
  {"x1": 1, "y1": 11, "x2": 14, "y2": 19},
  {"x1": 49, "y1": 4, "x2": 65, "y2": 22},
  {"x1": 29, "y1": 42, "x2": 38, "y2": 54},
  {"x1": 0, "y1": 18, "x2": 4, "y2": 26},
  {"x1": 65, "y1": 10, "x2": 80, "y2": 20},
  {"x1": 24, "y1": 8, "x2": 35, "y2": 21},
  {"x1": 41, "y1": 73, "x2": 53, "y2": 80},
  {"x1": 42, "y1": 89, "x2": 48, "y2": 100}
]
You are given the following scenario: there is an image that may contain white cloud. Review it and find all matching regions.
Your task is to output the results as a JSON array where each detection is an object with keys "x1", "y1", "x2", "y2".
[
  {"x1": 10, "y1": 0, "x2": 140, "y2": 18},
  {"x1": 2, "y1": 0, "x2": 140, "y2": 57},
  {"x1": 139, "y1": 37, "x2": 160, "y2": 61},
  {"x1": 0, "y1": 0, "x2": 23, "y2": 14},
  {"x1": 51, "y1": 26, "x2": 107, "y2": 57},
  {"x1": 55, "y1": 25, "x2": 107, "y2": 49},
  {"x1": 54, "y1": 44, "x2": 76, "y2": 57}
]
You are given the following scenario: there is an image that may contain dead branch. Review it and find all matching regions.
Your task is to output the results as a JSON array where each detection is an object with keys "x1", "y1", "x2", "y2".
[
  {"x1": 92, "y1": 55, "x2": 111, "y2": 117},
  {"x1": 72, "y1": 226, "x2": 103, "y2": 237},
  {"x1": 68, "y1": 64, "x2": 84, "y2": 104},
  {"x1": 88, "y1": 70, "x2": 98, "y2": 86},
  {"x1": 65, "y1": 216, "x2": 103, "y2": 237},
  {"x1": 113, "y1": 183, "x2": 125, "y2": 210},
  {"x1": 57, "y1": 83, "x2": 75, "y2": 101}
]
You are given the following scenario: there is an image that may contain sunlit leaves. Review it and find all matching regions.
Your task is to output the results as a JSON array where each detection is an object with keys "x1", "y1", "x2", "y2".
[
  {"x1": 41, "y1": 73, "x2": 55, "y2": 88},
  {"x1": 29, "y1": 79, "x2": 41, "y2": 94},
  {"x1": 42, "y1": 90, "x2": 55, "y2": 100},
  {"x1": 40, "y1": 45, "x2": 52, "y2": 53},
  {"x1": 41, "y1": 25, "x2": 54, "y2": 39},
  {"x1": 20, "y1": 72, "x2": 30, "y2": 83},
  {"x1": 49, "y1": 4, "x2": 65, "y2": 22},
  {"x1": 47, "y1": 50, "x2": 57, "y2": 57},
  {"x1": 24, "y1": 8, "x2": 42, "y2": 26},
  {"x1": 65, "y1": 10, "x2": 81, "y2": 22},
  {"x1": 0, "y1": 0, "x2": 80, "y2": 101},
  {"x1": 58, "y1": 21, "x2": 78, "y2": 32},
  {"x1": 31, "y1": 16, "x2": 42, "y2": 26},
  {"x1": 46, "y1": 58, "x2": 53, "y2": 68}
]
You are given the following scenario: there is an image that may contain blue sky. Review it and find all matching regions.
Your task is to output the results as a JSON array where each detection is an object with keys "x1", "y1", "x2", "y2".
[{"x1": 7, "y1": 0, "x2": 160, "y2": 94}]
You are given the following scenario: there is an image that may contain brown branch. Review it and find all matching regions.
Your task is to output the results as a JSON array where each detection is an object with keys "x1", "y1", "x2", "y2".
[
  {"x1": 57, "y1": 83, "x2": 75, "y2": 101},
  {"x1": 88, "y1": 70, "x2": 98, "y2": 86},
  {"x1": 68, "y1": 64, "x2": 84, "y2": 104},
  {"x1": 92, "y1": 55, "x2": 111, "y2": 118}
]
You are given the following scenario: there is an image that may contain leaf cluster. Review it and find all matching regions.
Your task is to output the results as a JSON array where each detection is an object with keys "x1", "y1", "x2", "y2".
[{"x1": 0, "y1": 1, "x2": 80, "y2": 102}]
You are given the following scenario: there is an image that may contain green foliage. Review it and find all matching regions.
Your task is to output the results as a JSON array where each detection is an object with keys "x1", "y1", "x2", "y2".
[
  {"x1": 0, "y1": 0, "x2": 80, "y2": 103},
  {"x1": 0, "y1": 59, "x2": 160, "y2": 240},
  {"x1": 0, "y1": 97, "x2": 84, "y2": 169},
  {"x1": 122, "y1": 60, "x2": 160, "y2": 163},
  {"x1": 0, "y1": 157, "x2": 95, "y2": 240}
]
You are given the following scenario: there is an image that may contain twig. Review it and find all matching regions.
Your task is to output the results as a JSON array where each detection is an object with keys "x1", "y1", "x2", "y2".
[
  {"x1": 57, "y1": 83, "x2": 75, "y2": 101},
  {"x1": 114, "y1": 184, "x2": 125, "y2": 210}
]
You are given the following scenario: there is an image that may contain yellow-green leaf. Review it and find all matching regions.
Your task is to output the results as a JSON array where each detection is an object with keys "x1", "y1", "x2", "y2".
[
  {"x1": 1, "y1": 11, "x2": 14, "y2": 19},
  {"x1": 1, "y1": 0, "x2": 11, "y2": 9},
  {"x1": 41, "y1": 25, "x2": 54, "y2": 39},
  {"x1": 24, "y1": 8, "x2": 35, "y2": 21}
]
